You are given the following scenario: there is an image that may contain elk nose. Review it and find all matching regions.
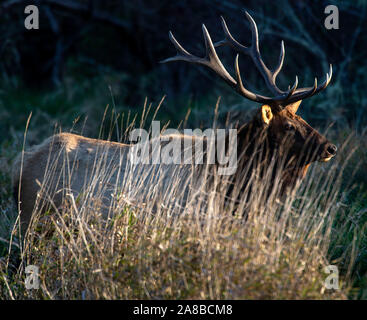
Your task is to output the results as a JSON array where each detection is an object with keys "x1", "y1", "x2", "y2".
[{"x1": 327, "y1": 144, "x2": 337, "y2": 156}]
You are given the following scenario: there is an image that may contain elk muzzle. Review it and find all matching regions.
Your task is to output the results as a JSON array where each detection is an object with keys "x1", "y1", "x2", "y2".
[{"x1": 319, "y1": 142, "x2": 337, "y2": 162}]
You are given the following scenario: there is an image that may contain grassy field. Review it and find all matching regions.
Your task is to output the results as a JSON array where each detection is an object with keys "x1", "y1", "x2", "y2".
[{"x1": 0, "y1": 73, "x2": 366, "y2": 300}]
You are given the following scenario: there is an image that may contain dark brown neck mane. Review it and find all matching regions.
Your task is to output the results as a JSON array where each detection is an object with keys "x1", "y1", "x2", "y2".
[{"x1": 224, "y1": 116, "x2": 310, "y2": 204}]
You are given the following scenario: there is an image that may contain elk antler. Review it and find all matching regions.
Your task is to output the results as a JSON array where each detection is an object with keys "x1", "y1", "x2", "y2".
[{"x1": 161, "y1": 11, "x2": 332, "y2": 106}]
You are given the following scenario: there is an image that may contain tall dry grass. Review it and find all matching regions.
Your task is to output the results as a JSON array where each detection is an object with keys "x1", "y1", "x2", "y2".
[{"x1": 1, "y1": 103, "x2": 359, "y2": 300}]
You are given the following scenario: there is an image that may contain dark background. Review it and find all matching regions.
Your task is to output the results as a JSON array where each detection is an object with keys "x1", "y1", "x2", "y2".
[{"x1": 0, "y1": 0, "x2": 366, "y2": 142}]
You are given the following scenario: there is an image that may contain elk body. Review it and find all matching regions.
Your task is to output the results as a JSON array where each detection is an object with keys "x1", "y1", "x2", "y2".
[{"x1": 12, "y1": 12, "x2": 337, "y2": 234}]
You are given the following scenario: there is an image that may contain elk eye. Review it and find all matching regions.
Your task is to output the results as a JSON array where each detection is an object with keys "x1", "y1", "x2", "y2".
[{"x1": 285, "y1": 123, "x2": 294, "y2": 131}]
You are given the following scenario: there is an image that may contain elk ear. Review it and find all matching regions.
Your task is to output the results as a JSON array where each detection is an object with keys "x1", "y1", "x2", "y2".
[
  {"x1": 260, "y1": 105, "x2": 273, "y2": 125},
  {"x1": 286, "y1": 100, "x2": 302, "y2": 114}
]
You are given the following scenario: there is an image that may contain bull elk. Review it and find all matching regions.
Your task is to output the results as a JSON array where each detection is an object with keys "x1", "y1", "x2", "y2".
[{"x1": 12, "y1": 12, "x2": 337, "y2": 234}]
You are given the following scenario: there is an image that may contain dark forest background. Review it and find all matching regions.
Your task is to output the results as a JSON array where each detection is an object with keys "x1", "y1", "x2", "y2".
[{"x1": 0, "y1": 0, "x2": 366, "y2": 141}]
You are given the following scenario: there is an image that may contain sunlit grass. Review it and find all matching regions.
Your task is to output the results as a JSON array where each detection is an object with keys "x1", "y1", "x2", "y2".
[{"x1": 1, "y1": 101, "x2": 366, "y2": 299}]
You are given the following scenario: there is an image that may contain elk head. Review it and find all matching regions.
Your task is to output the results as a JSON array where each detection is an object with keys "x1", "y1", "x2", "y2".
[{"x1": 161, "y1": 12, "x2": 337, "y2": 188}]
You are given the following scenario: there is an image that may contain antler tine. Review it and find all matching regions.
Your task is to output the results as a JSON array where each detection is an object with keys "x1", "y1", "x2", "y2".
[
  {"x1": 286, "y1": 64, "x2": 333, "y2": 104},
  {"x1": 273, "y1": 41, "x2": 285, "y2": 80},
  {"x1": 160, "y1": 31, "x2": 203, "y2": 64},
  {"x1": 215, "y1": 16, "x2": 249, "y2": 53},
  {"x1": 215, "y1": 12, "x2": 286, "y2": 96},
  {"x1": 160, "y1": 26, "x2": 237, "y2": 88},
  {"x1": 285, "y1": 76, "x2": 299, "y2": 100},
  {"x1": 234, "y1": 54, "x2": 274, "y2": 103},
  {"x1": 201, "y1": 24, "x2": 236, "y2": 86}
]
